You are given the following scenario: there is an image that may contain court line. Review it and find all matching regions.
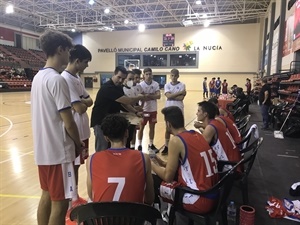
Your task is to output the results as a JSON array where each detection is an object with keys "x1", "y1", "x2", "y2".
[
  {"x1": 0, "y1": 115, "x2": 13, "y2": 137},
  {"x1": 277, "y1": 154, "x2": 299, "y2": 159},
  {"x1": 0, "y1": 193, "x2": 40, "y2": 199}
]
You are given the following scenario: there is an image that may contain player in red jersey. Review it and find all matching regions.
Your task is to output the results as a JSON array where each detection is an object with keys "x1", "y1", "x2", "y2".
[
  {"x1": 151, "y1": 106, "x2": 219, "y2": 214},
  {"x1": 208, "y1": 97, "x2": 235, "y2": 122},
  {"x1": 195, "y1": 101, "x2": 241, "y2": 171},
  {"x1": 86, "y1": 114, "x2": 154, "y2": 205}
]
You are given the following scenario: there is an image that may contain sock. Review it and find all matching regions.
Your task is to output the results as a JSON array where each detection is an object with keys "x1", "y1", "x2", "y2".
[
  {"x1": 130, "y1": 143, "x2": 135, "y2": 148},
  {"x1": 149, "y1": 139, "x2": 153, "y2": 146},
  {"x1": 138, "y1": 140, "x2": 142, "y2": 146},
  {"x1": 165, "y1": 139, "x2": 169, "y2": 147}
]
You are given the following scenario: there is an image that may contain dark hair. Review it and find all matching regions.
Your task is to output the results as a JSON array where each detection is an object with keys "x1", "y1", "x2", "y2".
[
  {"x1": 170, "y1": 68, "x2": 179, "y2": 76},
  {"x1": 204, "y1": 77, "x2": 207, "y2": 79},
  {"x1": 161, "y1": 106, "x2": 184, "y2": 129},
  {"x1": 224, "y1": 79, "x2": 227, "y2": 82},
  {"x1": 212, "y1": 77, "x2": 216, "y2": 79},
  {"x1": 132, "y1": 69, "x2": 142, "y2": 76},
  {"x1": 39, "y1": 30, "x2": 73, "y2": 57},
  {"x1": 114, "y1": 66, "x2": 128, "y2": 75},
  {"x1": 69, "y1": 44, "x2": 92, "y2": 63},
  {"x1": 127, "y1": 71, "x2": 135, "y2": 76},
  {"x1": 208, "y1": 97, "x2": 218, "y2": 105},
  {"x1": 197, "y1": 101, "x2": 217, "y2": 119},
  {"x1": 143, "y1": 67, "x2": 152, "y2": 74},
  {"x1": 101, "y1": 114, "x2": 129, "y2": 142},
  {"x1": 217, "y1": 77, "x2": 220, "y2": 79}
]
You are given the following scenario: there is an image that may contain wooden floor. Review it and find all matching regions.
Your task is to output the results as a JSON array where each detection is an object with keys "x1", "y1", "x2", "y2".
[{"x1": 0, "y1": 88, "x2": 202, "y2": 225}]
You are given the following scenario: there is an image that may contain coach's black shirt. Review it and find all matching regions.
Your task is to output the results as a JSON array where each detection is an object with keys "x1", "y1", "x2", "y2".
[{"x1": 258, "y1": 84, "x2": 271, "y2": 106}]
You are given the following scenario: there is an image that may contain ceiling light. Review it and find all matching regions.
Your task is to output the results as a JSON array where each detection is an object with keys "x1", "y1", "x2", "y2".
[
  {"x1": 204, "y1": 20, "x2": 210, "y2": 27},
  {"x1": 88, "y1": 0, "x2": 95, "y2": 5},
  {"x1": 203, "y1": 14, "x2": 208, "y2": 18},
  {"x1": 138, "y1": 24, "x2": 145, "y2": 32},
  {"x1": 196, "y1": 0, "x2": 202, "y2": 4},
  {"x1": 182, "y1": 20, "x2": 193, "y2": 27},
  {"x1": 104, "y1": 8, "x2": 110, "y2": 14},
  {"x1": 124, "y1": 19, "x2": 129, "y2": 24},
  {"x1": 71, "y1": 28, "x2": 76, "y2": 32},
  {"x1": 5, "y1": 4, "x2": 14, "y2": 14}
]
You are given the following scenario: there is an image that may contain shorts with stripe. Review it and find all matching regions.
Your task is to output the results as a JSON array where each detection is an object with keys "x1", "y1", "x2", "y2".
[
  {"x1": 160, "y1": 181, "x2": 217, "y2": 214},
  {"x1": 141, "y1": 111, "x2": 157, "y2": 125},
  {"x1": 38, "y1": 163, "x2": 77, "y2": 201}
]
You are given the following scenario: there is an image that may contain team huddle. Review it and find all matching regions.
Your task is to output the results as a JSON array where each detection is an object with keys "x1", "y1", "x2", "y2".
[{"x1": 31, "y1": 30, "x2": 243, "y2": 225}]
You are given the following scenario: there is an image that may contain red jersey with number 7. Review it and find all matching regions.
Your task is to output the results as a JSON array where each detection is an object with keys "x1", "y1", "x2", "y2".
[
  {"x1": 90, "y1": 148, "x2": 146, "y2": 203},
  {"x1": 176, "y1": 130, "x2": 219, "y2": 213}
]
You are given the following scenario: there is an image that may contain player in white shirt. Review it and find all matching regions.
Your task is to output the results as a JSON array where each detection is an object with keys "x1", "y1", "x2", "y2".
[
  {"x1": 138, "y1": 68, "x2": 161, "y2": 152},
  {"x1": 61, "y1": 45, "x2": 93, "y2": 206},
  {"x1": 162, "y1": 68, "x2": 186, "y2": 155},
  {"x1": 123, "y1": 70, "x2": 143, "y2": 148},
  {"x1": 31, "y1": 30, "x2": 82, "y2": 225}
]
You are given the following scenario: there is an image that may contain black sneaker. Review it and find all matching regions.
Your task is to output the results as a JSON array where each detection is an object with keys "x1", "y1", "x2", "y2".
[
  {"x1": 137, "y1": 145, "x2": 142, "y2": 151},
  {"x1": 148, "y1": 144, "x2": 159, "y2": 154},
  {"x1": 161, "y1": 146, "x2": 168, "y2": 155}
]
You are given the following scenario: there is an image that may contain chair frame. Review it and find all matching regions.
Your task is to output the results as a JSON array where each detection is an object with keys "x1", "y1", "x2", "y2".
[
  {"x1": 70, "y1": 202, "x2": 162, "y2": 225},
  {"x1": 168, "y1": 159, "x2": 244, "y2": 225},
  {"x1": 218, "y1": 137, "x2": 264, "y2": 205}
]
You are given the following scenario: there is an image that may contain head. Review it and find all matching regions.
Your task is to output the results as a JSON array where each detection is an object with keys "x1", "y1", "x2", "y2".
[
  {"x1": 204, "y1": 77, "x2": 207, "y2": 80},
  {"x1": 39, "y1": 30, "x2": 73, "y2": 65},
  {"x1": 217, "y1": 77, "x2": 220, "y2": 80},
  {"x1": 132, "y1": 69, "x2": 142, "y2": 84},
  {"x1": 197, "y1": 101, "x2": 218, "y2": 121},
  {"x1": 69, "y1": 45, "x2": 92, "y2": 73},
  {"x1": 101, "y1": 114, "x2": 129, "y2": 143},
  {"x1": 170, "y1": 68, "x2": 179, "y2": 83},
  {"x1": 224, "y1": 79, "x2": 227, "y2": 82},
  {"x1": 161, "y1": 106, "x2": 184, "y2": 134},
  {"x1": 212, "y1": 77, "x2": 216, "y2": 80},
  {"x1": 143, "y1": 67, "x2": 153, "y2": 83},
  {"x1": 112, "y1": 66, "x2": 128, "y2": 86},
  {"x1": 124, "y1": 71, "x2": 135, "y2": 87},
  {"x1": 208, "y1": 97, "x2": 218, "y2": 106}
]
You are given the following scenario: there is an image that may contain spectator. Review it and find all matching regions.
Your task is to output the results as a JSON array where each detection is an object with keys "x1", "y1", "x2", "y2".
[
  {"x1": 259, "y1": 78, "x2": 271, "y2": 130},
  {"x1": 245, "y1": 78, "x2": 252, "y2": 96},
  {"x1": 222, "y1": 79, "x2": 228, "y2": 94},
  {"x1": 203, "y1": 77, "x2": 208, "y2": 99},
  {"x1": 86, "y1": 114, "x2": 154, "y2": 205},
  {"x1": 215, "y1": 77, "x2": 221, "y2": 97},
  {"x1": 209, "y1": 77, "x2": 216, "y2": 98},
  {"x1": 31, "y1": 30, "x2": 82, "y2": 225}
]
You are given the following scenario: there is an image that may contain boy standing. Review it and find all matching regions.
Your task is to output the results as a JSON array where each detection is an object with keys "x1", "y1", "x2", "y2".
[
  {"x1": 162, "y1": 68, "x2": 186, "y2": 155},
  {"x1": 61, "y1": 45, "x2": 93, "y2": 206},
  {"x1": 138, "y1": 68, "x2": 161, "y2": 153},
  {"x1": 31, "y1": 30, "x2": 82, "y2": 225}
]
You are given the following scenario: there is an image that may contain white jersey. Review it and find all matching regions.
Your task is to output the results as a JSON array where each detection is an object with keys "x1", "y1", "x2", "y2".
[
  {"x1": 140, "y1": 80, "x2": 160, "y2": 112},
  {"x1": 164, "y1": 82, "x2": 185, "y2": 112},
  {"x1": 31, "y1": 68, "x2": 75, "y2": 165},
  {"x1": 123, "y1": 84, "x2": 143, "y2": 98},
  {"x1": 61, "y1": 71, "x2": 90, "y2": 140}
]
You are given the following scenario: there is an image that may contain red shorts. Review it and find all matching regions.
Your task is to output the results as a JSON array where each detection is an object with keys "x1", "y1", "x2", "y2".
[
  {"x1": 160, "y1": 181, "x2": 217, "y2": 214},
  {"x1": 141, "y1": 111, "x2": 157, "y2": 126},
  {"x1": 74, "y1": 139, "x2": 89, "y2": 165},
  {"x1": 38, "y1": 163, "x2": 76, "y2": 201}
]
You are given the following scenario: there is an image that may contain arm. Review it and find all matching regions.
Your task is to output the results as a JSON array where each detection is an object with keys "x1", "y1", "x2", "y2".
[
  {"x1": 263, "y1": 90, "x2": 269, "y2": 104},
  {"x1": 219, "y1": 108, "x2": 228, "y2": 116},
  {"x1": 59, "y1": 108, "x2": 82, "y2": 155},
  {"x1": 165, "y1": 90, "x2": 186, "y2": 100},
  {"x1": 121, "y1": 104, "x2": 143, "y2": 116},
  {"x1": 115, "y1": 95, "x2": 144, "y2": 105},
  {"x1": 173, "y1": 95, "x2": 185, "y2": 101},
  {"x1": 72, "y1": 101, "x2": 88, "y2": 115},
  {"x1": 81, "y1": 97, "x2": 93, "y2": 107},
  {"x1": 86, "y1": 157, "x2": 92, "y2": 200},
  {"x1": 145, "y1": 90, "x2": 161, "y2": 100},
  {"x1": 202, "y1": 125, "x2": 216, "y2": 144},
  {"x1": 143, "y1": 154, "x2": 155, "y2": 205},
  {"x1": 151, "y1": 136, "x2": 182, "y2": 182}
]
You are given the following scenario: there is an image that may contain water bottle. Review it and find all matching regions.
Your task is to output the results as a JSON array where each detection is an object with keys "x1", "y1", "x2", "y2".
[{"x1": 227, "y1": 201, "x2": 237, "y2": 225}]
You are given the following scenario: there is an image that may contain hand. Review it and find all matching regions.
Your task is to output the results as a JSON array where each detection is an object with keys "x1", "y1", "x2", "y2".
[
  {"x1": 181, "y1": 90, "x2": 187, "y2": 96},
  {"x1": 194, "y1": 121, "x2": 203, "y2": 129},
  {"x1": 75, "y1": 141, "x2": 85, "y2": 157}
]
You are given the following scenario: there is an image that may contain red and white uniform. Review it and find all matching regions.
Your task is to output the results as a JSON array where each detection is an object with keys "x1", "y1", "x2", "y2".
[
  {"x1": 90, "y1": 148, "x2": 146, "y2": 203},
  {"x1": 208, "y1": 120, "x2": 241, "y2": 168},
  {"x1": 218, "y1": 116, "x2": 242, "y2": 144},
  {"x1": 164, "y1": 82, "x2": 185, "y2": 112},
  {"x1": 140, "y1": 80, "x2": 160, "y2": 112},
  {"x1": 160, "y1": 131, "x2": 219, "y2": 214}
]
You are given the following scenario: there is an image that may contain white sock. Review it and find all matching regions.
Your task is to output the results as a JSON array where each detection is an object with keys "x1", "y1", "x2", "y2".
[
  {"x1": 165, "y1": 139, "x2": 169, "y2": 147},
  {"x1": 130, "y1": 143, "x2": 135, "y2": 148},
  {"x1": 149, "y1": 139, "x2": 153, "y2": 146},
  {"x1": 138, "y1": 140, "x2": 142, "y2": 146}
]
